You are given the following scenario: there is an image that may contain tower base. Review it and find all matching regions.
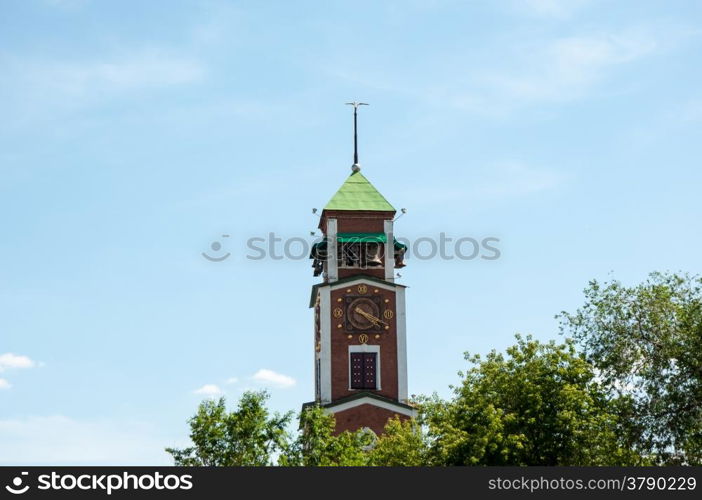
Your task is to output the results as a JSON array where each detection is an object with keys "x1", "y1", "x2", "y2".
[{"x1": 303, "y1": 392, "x2": 417, "y2": 435}]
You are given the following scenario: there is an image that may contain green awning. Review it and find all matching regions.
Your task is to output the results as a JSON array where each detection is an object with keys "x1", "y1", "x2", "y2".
[
  {"x1": 309, "y1": 234, "x2": 407, "y2": 259},
  {"x1": 394, "y1": 239, "x2": 408, "y2": 251},
  {"x1": 310, "y1": 240, "x2": 327, "y2": 259},
  {"x1": 337, "y1": 232, "x2": 386, "y2": 243}
]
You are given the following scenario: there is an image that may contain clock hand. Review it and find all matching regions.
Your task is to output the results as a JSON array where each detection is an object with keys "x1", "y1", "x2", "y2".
[
  {"x1": 354, "y1": 307, "x2": 376, "y2": 323},
  {"x1": 354, "y1": 307, "x2": 388, "y2": 326}
]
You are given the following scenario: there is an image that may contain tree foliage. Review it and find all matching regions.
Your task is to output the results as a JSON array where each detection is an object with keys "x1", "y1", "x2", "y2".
[
  {"x1": 368, "y1": 417, "x2": 429, "y2": 466},
  {"x1": 279, "y1": 405, "x2": 373, "y2": 466},
  {"x1": 558, "y1": 272, "x2": 702, "y2": 464},
  {"x1": 165, "y1": 391, "x2": 291, "y2": 466},
  {"x1": 168, "y1": 272, "x2": 701, "y2": 466},
  {"x1": 420, "y1": 335, "x2": 643, "y2": 465},
  {"x1": 279, "y1": 407, "x2": 429, "y2": 466}
]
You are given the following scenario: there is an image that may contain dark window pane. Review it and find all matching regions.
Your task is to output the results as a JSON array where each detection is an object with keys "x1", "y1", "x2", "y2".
[
  {"x1": 363, "y1": 353, "x2": 376, "y2": 389},
  {"x1": 350, "y1": 352, "x2": 377, "y2": 390}
]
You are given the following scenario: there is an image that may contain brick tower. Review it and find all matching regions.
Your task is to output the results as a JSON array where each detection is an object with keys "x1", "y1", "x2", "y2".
[{"x1": 305, "y1": 112, "x2": 415, "y2": 434}]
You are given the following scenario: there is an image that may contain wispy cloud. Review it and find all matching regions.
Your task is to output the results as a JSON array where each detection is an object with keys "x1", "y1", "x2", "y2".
[
  {"x1": 43, "y1": 0, "x2": 89, "y2": 9},
  {"x1": 0, "y1": 353, "x2": 38, "y2": 390},
  {"x1": 250, "y1": 369, "x2": 296, "y2": 389},
  {"x1": 0, "y1": 50, "x2": 206, "y2": 123},
  {"x1": 397, "y1": 161, "x2": 568, "y2": 208},
  {"x1": 474, "y1": 161, "x2": 568, "y2": 199},
  {"x1": 0, "y1": 415, "x2": 171, "y2": 465},
  {"x1": 326, "y1": 25, "x2": 675, "y2": 117},
  {"x1": 192, "y1": 370, "x2": 296, "y2": 397},
  {"x1": 0, "y1": 353, "x2": 36, "y2": 372},
  {"x1": 680, "y1": 99, "x2": 702, "y2": 123},
  {"x1": 193, "y1": 384, "x2": 223, "y2": 397},
  {"x1": 447, "y1": 31, "x2": 658, "y2": 115},
  {"x1": 511, "y1": 0, "x2": 594, "y2": 18},
  {"x1": 18, "y1": 52, "x2": 205, "y2": 96}
]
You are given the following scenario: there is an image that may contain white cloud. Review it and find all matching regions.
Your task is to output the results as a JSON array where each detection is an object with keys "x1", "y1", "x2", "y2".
[
  {"x1": 450, "y1": 31, "x2": 658, "y2": 115},
  {"x1": 0, "y1": 379, "x2": 11, "y2": 390},
  {"x1": 327, "y1": 26, "x2": 667, "y2": 117},
  {"x1": 0, "y1": 50, "x2": 206, "y2": 122},
  {"x1": 474, "y1": 161, "x2": 568, "y2": 199},
  {"x1": 44, "y1": 0, "x2": 89, "y2": 8},
  {"x1": 0, "y1": 416, "x2": 172, "y2": 465},
  {"x1": 397, "y1": 161, "x2": 568, "y2": 207},
  {"x1": 681, "y1": 99, "x2": 702, "y2": 123},
  {"x1": 513, "y1": 0, "x2": 593, "y2": 18},
  {"x1": 225, "y1": 377, "x2": 239, "y2": 385},
  {"x1": 251, "y1": 369, "x2": 296, "y2": 389},
  {"x1": 193, "y1": 384, "x2": 223, "y2": 397},
  {"x1": 31, "y1": 52, "x2": 205, "y2": 95},
  {"x1": 0, "y1": 353, "x2": 36, "y2": 372}
]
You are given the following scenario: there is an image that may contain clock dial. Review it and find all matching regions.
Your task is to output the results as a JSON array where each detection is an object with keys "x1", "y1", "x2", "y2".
[{"x1": 346, "y1": 297, "x2": 382, "y2": 331}]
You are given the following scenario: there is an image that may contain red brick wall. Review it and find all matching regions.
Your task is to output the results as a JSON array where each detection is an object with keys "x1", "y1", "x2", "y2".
[
  {"x1": 318, "y1": 209, "x2": 406, "y2": 434},
  {"x1": 338, "y1": 268, "x2": 385, "y2": 280},
  {"x1": 333, "y1": 403, "x2": 410, "y2": 436},
  {"x1": 323, "y1": 210, "x2": 394, "y2": 287},
  {"x1": 330, "y1": 286, "x2": 398, "y2": 401},
  {"x1": 319, "y1": 210, "x2": 395, "y2": 233}
]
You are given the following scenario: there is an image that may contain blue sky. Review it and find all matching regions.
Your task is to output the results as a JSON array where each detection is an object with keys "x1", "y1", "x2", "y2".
[{"x1": 1, "y1": 0, "x2": 701, "y2": 464}]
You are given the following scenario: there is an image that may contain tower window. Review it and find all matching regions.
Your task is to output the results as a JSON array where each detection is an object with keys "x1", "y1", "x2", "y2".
[
  {"x1": 350, "y1": 352, "x2": 377, "y2": 390},
  {"x1": 338, "y1": 242, "x2": 384, "y2": 269}
]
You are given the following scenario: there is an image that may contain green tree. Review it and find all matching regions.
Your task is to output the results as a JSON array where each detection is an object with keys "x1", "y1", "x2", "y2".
[
  {"x1": 369, "y1": 416, "x2": 429, "y2": 466},
  {"x1": 558, "y1": 272, "x2": 702, "y2": 464},
  {"x1": 166, "y1": 391, "x2": 292, "y2": 466},
  {"x1": 279, "y1": 405, "x2": 373, "y2": 466},
  {"x1": 421, "y1": 335, "x2": 643, "y2": 465}
]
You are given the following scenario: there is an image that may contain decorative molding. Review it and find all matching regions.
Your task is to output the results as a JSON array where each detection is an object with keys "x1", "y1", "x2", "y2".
[
  {"x1": 319, "y1": 287, "x2": 332, "y2": 403},
  {"x1": 384, "y1": 219, "x2": 394, "y2": 281},
  {"x1": 330, "y1": 277, "x2": 397, "y2": 293},
  {"x1": 348, "y1": 344, "x2": 381, "y2": 391},
  {"x1": 396, "y1": 286, "x2": 408, "y2": 402},
  {"x1": 327, "y1": 218, "x2": 338, "y2": 282},
  {"x1": 309, "y1": 274, "x2": 406, "y2": 308},
  {"x1": 324, "y1": 395, "x2": 417, "y2": 418}
]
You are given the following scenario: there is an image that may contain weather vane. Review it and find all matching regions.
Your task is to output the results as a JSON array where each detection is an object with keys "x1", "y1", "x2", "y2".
[{"x1": 345, "y1": 101, "x2": 368, "y2": 170}]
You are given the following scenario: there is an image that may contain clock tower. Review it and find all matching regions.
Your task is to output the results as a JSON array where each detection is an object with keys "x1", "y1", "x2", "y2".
[{"x1": 305, "y1": 121, "x2": 415, "y2": 434}]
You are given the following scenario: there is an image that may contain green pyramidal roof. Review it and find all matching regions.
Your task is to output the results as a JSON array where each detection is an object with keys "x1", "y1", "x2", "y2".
[{"x1": 323, "y1": 171, "x2": 395, "y2": 211}]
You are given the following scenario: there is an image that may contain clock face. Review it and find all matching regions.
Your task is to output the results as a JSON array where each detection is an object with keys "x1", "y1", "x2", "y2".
[{"x1": 346, "y1": 296, "x2": 382, "y2": 331}]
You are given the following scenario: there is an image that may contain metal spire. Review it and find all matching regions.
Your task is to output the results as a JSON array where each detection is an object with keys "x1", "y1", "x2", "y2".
[{"x1": 345, "y1": 101, "x2": 368, "y2": 171}]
